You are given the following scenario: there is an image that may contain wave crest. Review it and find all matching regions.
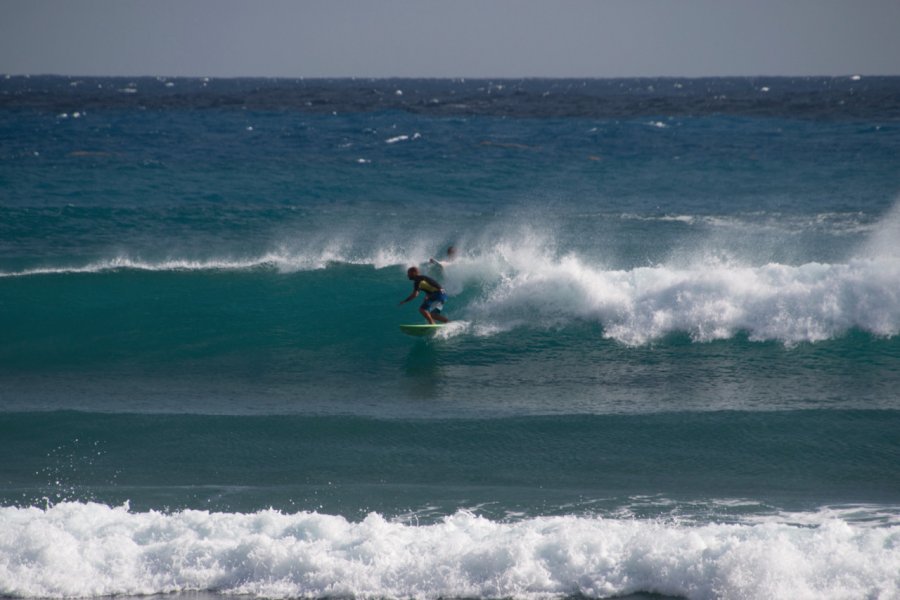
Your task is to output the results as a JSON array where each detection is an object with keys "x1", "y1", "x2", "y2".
[{"x1": 463, "y1": 254, "x2": 900, "y2": 345}]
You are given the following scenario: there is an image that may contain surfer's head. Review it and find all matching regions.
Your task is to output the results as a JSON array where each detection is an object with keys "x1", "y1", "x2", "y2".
[{"x1": 407, "y1": 266, "x2": 419, "y2": 279}]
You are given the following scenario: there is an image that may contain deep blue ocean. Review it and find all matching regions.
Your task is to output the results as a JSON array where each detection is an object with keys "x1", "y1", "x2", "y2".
[{"x1": 1, "y1": 76, "x2": 899, "y2": 599}]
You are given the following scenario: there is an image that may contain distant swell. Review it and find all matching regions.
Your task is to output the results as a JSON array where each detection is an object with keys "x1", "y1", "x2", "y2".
[{"x1": 0, "y1": 503, "x2": 897, "y2": 600}]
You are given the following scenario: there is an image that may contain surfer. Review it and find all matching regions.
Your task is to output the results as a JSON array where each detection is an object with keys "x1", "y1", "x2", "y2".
[
  {"x1": 429, "y1": 246, "x2": 457, "y2": 270},
  {"x1": 399, "y1": 266, "x2": 449, "y2": 324}
]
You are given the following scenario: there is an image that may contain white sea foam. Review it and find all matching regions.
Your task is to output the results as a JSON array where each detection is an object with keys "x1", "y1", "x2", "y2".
[
  {"x1": 433, "y1": 320, "x2": 471, "y2": 339},
  {"x1": 438, "y1": 214, "x2": 900, "y2": 344},
  {"x1": 859, "y1": 201, "x2": 900, "y2": 260},
  {"x1": 0, "y1": 255, "x2": 288, "y2": 278},
  {"x1": 617, "y1": 212, "x2": 875, "y2": 235},
  {"x1": 0, "y1": 503, "x2": 897, "y2": 600},
  {"x1": 386, "y1": 132, "x2": 421, "y2": 144},
  {"x1": 0, "y1": 249, "x2": 363, "y2": 278},
  {"x1": 466, "y1": 252, "x2": 900, "y2": 345}
]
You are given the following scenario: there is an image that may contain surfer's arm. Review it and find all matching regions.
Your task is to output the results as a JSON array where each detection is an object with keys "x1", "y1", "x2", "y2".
[{"x1": 399, "y1": 289, "x2": 419, "y2": 305}]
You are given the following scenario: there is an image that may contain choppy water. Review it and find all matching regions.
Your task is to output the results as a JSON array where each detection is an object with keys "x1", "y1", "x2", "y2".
[{"x1": 1, "y1": 76, "x2": 899, "y2": 600}]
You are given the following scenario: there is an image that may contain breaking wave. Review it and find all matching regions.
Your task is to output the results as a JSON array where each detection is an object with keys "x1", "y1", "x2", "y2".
[
  {"x1": 3, "y1": 203, "x2": 899, "y2": 346},
  {"x1": 1, "y1": 503, "x2": 897, "y2": 600}
]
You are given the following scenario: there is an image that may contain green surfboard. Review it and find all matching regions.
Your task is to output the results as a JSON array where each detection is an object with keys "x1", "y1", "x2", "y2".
[{"x1": 399, "y1": 324, "x2": 444, "y2": 337}]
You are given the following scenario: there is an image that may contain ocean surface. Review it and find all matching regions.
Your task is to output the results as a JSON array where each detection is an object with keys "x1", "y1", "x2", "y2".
[{"x1": 1, "y1": 75, "x2": 899, "y2": 600}]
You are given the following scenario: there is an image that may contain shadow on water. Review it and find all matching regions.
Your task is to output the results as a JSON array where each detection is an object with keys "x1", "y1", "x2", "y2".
[{"x1": 402, "y1": 339, "x2": 442, "y2": 399}]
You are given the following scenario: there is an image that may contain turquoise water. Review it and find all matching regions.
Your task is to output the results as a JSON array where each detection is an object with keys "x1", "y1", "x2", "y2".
[{"x1": 1, "y1": 76, "x2": 899, "y2": 599}]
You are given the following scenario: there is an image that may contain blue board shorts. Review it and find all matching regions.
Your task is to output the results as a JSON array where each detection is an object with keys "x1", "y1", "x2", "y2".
[{"x1": 421, "y1": 290, "x2": 448, "y2": 313}]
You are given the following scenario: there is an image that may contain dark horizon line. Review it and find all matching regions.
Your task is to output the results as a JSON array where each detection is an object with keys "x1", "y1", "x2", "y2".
[{"x1": 3, "y1": 72, "x2": 893, "y2": 81}]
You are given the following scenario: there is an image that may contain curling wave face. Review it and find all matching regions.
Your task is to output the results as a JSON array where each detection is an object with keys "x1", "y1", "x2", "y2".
[{"x1": 3, "y1": 223, "x2": 898, "y2": 346}]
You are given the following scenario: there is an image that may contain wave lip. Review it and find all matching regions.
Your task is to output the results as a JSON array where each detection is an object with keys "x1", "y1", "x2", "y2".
[
  {"x1": 0, "y1": 243, "x2": 413, "y2": 278},
  {"x1": 469, "y1": 253, "x2": 900, "y2": 345},
  {"x1": 1, "y1": 503, "x2": 898, "y2": 600},
  {"x1": 0, "y1": 251, "x2": 349, "y2": 278}
]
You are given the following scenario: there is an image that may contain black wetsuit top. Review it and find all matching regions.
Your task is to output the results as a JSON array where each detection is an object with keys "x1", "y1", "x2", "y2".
[{"x1": 412, "y1": 275, "x2": 443, "y2": 294}]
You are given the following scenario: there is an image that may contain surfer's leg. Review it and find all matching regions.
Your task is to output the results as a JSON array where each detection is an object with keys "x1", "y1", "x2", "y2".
[
  {"x1": 419, "y1": 307, "x2": 436, "y2": 324},
  {"x1": 426, "y1": 292, "x2": 449, "y2": 323}
]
